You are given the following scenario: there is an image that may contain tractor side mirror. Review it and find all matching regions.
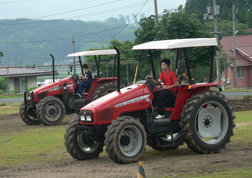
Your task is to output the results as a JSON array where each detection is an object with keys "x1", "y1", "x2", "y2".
[{"x1": 68, "y1": 64, "x2": 73, "y2": 74}]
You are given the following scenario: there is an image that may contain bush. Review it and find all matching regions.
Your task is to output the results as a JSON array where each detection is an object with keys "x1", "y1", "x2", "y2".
[{"x1": 26, "y1": 84, "x2": 37, "y2": 93}]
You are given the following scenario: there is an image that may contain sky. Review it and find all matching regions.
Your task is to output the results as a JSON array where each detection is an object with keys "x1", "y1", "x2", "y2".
[{"x1": 0, "y1": 0, "x2": 186, "y2": 22}]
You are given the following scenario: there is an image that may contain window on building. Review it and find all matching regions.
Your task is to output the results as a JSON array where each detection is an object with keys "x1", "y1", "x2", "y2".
[{"x1": 237, "y1": 67, "x2": 245, "y2": 79}]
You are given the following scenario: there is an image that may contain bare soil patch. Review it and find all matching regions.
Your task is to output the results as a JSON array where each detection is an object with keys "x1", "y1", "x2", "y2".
[{"x1": 0, "y1": 99, "x2": 251, "y2": 178}]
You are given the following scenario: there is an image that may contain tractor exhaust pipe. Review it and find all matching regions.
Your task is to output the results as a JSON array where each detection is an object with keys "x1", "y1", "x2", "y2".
[
  {"x1": 114, "y1": 46, "x2": 120, "y2": 92},
  {"x1": 50, "y1": 53, "x2": 55, "y2": 83}
]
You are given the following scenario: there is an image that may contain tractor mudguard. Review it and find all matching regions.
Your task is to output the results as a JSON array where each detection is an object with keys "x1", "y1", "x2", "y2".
[{"x1": 63, "y1": 82, "x2": 70, "y2": 108}]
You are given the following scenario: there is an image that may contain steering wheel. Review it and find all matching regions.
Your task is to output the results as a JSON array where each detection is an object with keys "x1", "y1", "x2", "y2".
[
  {"x1": 146, "y1": 77, "x2": 162, "y2": 88},
  {"x1": 72, "y1": 74, "x2": 81, "y2": 84}
]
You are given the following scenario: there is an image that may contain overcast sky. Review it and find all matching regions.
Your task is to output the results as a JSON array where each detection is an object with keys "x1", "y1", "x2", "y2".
[{"x1": 0, "y1": 0, "x2": 186, "y2": 22}]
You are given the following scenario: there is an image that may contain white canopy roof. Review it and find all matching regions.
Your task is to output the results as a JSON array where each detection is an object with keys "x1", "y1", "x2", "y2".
[
  {"x1": 132, "y1": 38, "x2": 218, "y2": 50},
  {"x1": 67, "y1": 49, "x2": 117, "y2": 57}
]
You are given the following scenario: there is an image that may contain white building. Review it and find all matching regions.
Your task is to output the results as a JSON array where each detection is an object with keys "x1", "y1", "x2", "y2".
[{"x1": 0, "y1": 66, "x2": 58, "y2": 93}]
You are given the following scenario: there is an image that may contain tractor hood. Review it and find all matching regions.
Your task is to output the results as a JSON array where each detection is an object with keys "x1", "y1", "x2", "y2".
[
  {"x1": 80, "y1": 83, "x2": 153, "y2": 125},
  {"x1": 30, "y1": 76, "x2": 76, "y2": 102}
]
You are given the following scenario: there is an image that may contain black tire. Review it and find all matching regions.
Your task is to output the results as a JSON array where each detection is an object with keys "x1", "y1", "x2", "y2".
[
  {"x1": 36, "y1": 96, "x2": 65, "y2": 126},
  {"x1": 180, "y1": 90, "x2": 235, "y2": 154},
  {"x1": 92, "y1": 82, "x2": 117, "y2": 101},
  {"x1": 64, "y1": 117, "x2": 104, "y2": 160},
  {"x1": 147, "y1": 133, "x2": 183, "y2": 151},
  {"x1": 19, "y1": 101, "x2": 41, "y2": 125},
  {"x1": 104, "y1": 116, "x2": 146, "y2": 164}
]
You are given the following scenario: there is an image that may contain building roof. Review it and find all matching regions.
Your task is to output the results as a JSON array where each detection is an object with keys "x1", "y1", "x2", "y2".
[
  {"x1": 220, "y1": 35, "x2": 252, "y2": 66},
  {"x1": 0, "y1": 66, "x2": 58, "y2": 78}
]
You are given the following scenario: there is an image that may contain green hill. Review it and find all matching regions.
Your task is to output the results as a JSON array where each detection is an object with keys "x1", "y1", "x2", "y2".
[{"x1": 0, "y1": 17, "x2": 137, "y2": 66}]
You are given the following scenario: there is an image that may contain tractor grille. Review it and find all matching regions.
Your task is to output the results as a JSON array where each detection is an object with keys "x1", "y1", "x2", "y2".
[
  {"x1": 99, "y1": 107, "x2": 114, "y2": 122},
  {"x1": 38, "y1": 92, "x2": 48, "y2": 100}
]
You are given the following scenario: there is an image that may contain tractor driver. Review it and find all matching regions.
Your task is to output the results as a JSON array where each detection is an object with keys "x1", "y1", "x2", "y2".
[
  {"x1": 152, "y1": 59, "x2": 179, "y2": 119},
  {"x1": 76, "y1": 64, "x2": 93, "y2": 96}
]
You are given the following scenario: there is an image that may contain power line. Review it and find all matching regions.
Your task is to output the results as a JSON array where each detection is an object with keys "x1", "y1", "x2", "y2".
[
  {"x1": 1, "y1": 1, "x2": 143, "y2": 26},
  {"x1": 0, "y1": 25, "x2": 126, "y2": 43},
  {"x1": 110, "y1": 0, "x2": 148, "y2": 39},
  {"x1": 0, "y1": 0, "x2": 121, "y2": 25}
]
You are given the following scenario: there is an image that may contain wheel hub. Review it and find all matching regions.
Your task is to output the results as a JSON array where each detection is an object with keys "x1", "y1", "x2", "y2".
[
  {"x1": 120, "y1": 135, "x2": 130, "y2": 146},
  {"x1": 198, "y1": 107, "x2": 222, "y2": 138},
  {"x1": 203, "y1": 115, "x2": 212, "y2": 128},
  {"x1": 46, "y1": 106, "x2": 57, "y2": 117}
]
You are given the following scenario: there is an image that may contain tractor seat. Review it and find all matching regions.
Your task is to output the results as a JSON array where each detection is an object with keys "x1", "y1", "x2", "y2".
[
  {"x1": 83, "y1": 85, "x2": 91, "y2": 93},
  {"x1": 164, "y1": 93, "x2": 176, "y2": 107},
  {"x1": 164, "y1": 86, "x2": 179, "y2": 107}
]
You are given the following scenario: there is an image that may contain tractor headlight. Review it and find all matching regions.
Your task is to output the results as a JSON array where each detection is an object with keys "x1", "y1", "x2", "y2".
[
  {"x1": 86, "y1": 115, "x2": 92, "y2": 122},
  {"x1": 80, "y1": 115, "x2": 85, "y2": 121},
  {"x1": 28, "y1": 93, "x2": 32, "y2": 100},
  {"x1": 79, "y1": 110, "x2": 93, "y2": 123}
]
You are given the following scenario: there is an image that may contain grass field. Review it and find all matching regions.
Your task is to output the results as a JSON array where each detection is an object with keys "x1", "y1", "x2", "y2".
[{"x1": 0, "y1": 107, "x2": 252, "y2": 177}]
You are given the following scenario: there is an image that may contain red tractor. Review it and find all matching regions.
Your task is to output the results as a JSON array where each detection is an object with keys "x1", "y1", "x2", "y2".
[
  {"x1": 64, "y1": 38, "x2": 235, "y2": 164},
  {"x1": 20, "y1": 48, "x2": 119, "y2": 126}
]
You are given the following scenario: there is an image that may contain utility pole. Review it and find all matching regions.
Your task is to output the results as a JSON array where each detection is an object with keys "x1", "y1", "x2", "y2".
[
  {"x1": 72, "y1": 36, "x2": 76, "y2": 74},
  {"x1": 203, "y1": 0, "x2": 221, "y2": 86},
  {"x1": 154, "y1": 0, "x2": 159, "y2": 23},
  {"x1": 213, "y1": 0, "x2": 221, "y2": 87},
  {"x1": 19, "y1": 57, "x2": 22, "y2": 67},
  {"x1": 232, "y1": 4, "x2": 237, "y2": 87},
  {"x1": 153, "y1": 0, "x2": 162, "y2": 74}
]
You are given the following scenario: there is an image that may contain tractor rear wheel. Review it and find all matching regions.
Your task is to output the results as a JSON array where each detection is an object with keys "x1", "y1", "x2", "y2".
[
  {"x1": 147, "y1": 133, "x2": 183, "y2": 151},
  {"x1": 20, "y1": 102, "x2": 41, "y2": 125},
  {"x1": 36, "y1": 96, "x2": 65, "y2": 126},
  {"x1": 104, "y1": 116, "x2": 146, "y2": 164},
  {"x1": 92, "y1": 82, "x2": 117, "y2": 101},
  {"x1": 64, "y1": 117, "x2": 104, "y2": 160},
  {"x1": 180, "y1": 90, "x2": 235, "y2": 154}
]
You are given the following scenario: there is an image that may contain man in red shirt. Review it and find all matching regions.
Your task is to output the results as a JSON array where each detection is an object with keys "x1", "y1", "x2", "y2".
[{"x1": 153, "y1": 59, "x2": 179, "y2": 119}]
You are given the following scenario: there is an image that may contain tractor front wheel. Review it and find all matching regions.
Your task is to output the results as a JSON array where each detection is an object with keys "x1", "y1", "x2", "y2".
[
  {"x1": 20, "y1": 102, "x2": 41, "y2": 125},
  {"x1": 64, "y1": 117, "x2": 104, "y2": 160},
  {"x1": 36, "y1": 96, "x2": 65, "y2": 126},
  {"x1": 104, "y1": 116, "x2": 146, "y2": 164},
  {"x1": 180, "y1": 90, "x2": 235, "y2": 154}
]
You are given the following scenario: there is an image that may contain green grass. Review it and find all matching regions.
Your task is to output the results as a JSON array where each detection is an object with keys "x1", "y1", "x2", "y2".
[
  {"x1": 221, "y1": 86, "x2": 252, "y2": 92},
  {"x1": 0, "y1": 126, "x2": 69, "y2": 166},
  {"x1": 0, "y1": 110, "x2": 252, "y2": 176},
  {"x1": 0, "y1": 103, "x2": 20, "y2": 115},
  {"x1": 0, "y1": 94, "x2": 23, "y2": 99},
  {"x1": 173, "y1": 167, "x2": 252, "y2": 178}
]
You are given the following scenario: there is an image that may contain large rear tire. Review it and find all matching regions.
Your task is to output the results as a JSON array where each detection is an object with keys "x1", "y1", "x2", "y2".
[
  {"x1": 180, "y1": 90, "x2": 235, "y2": 154},
  {"x1": 20, "y1": 101, "x2": 41, "y2": 125},
  {"x1": 104, "y1": 116, "x2": 146, "y2": 164},
  {"x1": 64, "y1": 117, "x2": 104, "y2": 160},
  {"x1": 36, "y1": 96, "x2": 65, "y2": 126},
  {"x1": 92, "y1": 82, "x2": 117, "y2": 101}
]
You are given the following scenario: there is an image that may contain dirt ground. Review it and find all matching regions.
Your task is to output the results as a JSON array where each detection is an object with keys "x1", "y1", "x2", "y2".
[{"x1": 0, "y1": 99, "x2": 252, "y2": 178}]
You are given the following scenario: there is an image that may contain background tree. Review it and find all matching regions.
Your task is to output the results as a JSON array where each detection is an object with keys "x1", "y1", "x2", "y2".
[
  {"x1": 185, "y1": 0, "x2": 210, "y2": 23},
  {"x1": 133, "y1": 15, "x2": 161, "y2": 80},
  {"x1": 134, "y1": 8, "x2": 215, "y2": 82},
  {"x1": 185, "y1": 0, "x2": 252, "y2": 27},
  {"x1": 85, "y1": 39, "x2": 135, "y2": 86}
]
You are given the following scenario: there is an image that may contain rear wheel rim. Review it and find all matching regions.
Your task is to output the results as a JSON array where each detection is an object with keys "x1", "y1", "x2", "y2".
[
  {"x1": 196, "y1": 101, "x2": 229, "y2": 145},
  {"x1": 118, "y1": 125, "x2": 142, "y2": 157}
]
